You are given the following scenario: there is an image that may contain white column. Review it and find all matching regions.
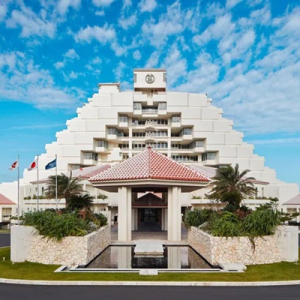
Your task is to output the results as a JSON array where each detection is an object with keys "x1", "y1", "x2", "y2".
[
  {"x1": 168, "y1": 246, "x2": 181, "y2": 269},
  {"x1": 117, "y1": 246, "x2": 132, "y2": 269},
  {"x1": 118, "y1": 187, "x2": 132, "y2": 241},
  {"x1": 168, "y1": 187, "x2": 181, "y2": 241}
]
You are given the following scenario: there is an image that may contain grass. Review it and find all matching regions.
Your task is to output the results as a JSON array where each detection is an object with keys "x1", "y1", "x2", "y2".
[
  {"x1": 0, "y1": 247, "x2": 300, "y2": 282},
  {"x1": 0, "y1": 229, "x2": 10, "y2": 234}
]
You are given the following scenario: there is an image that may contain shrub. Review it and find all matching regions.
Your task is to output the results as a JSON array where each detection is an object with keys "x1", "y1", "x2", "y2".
[
  {"x1": 22, "y1": 211, "x2": 94, "y2": 241},
  {"x1": 184, "y1": 209, "x2": 214, "y2": 228},
  {"x1": 242, "y1": 209, "x2": 281, "y2": 236},
  {"x1": 208, "y1": 211, "x2": 244, "y2": 237},
  {"x1": 93, "y1": 213, "x2": 107, "y2": 227}
]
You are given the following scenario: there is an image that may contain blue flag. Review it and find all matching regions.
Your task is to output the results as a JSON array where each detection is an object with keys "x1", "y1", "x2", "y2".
[{"x1": 45, "y1": 159, "x2": 56, "y2": 170}]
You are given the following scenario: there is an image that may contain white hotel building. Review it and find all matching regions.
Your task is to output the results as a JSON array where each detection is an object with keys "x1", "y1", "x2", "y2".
[{"x1": 0, "y1": 69, "x2": 299, "y2": 238}]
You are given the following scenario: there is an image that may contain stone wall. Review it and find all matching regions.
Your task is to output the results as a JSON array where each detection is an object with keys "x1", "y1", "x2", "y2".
[
  {"x1": 11, "y1": 225, "x2": 111, "y2": 267},
  {"x1": 188, "y1": 225, "x2": 298, "y2": 266}
]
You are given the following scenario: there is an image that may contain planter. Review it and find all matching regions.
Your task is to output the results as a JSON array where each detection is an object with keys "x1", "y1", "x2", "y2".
[
  {"x1": 188, "y1": 225, "x2": 298, "y2": 265},
  {"x1": 11, "y1": 225, "x2": 111, "y2": 267}
]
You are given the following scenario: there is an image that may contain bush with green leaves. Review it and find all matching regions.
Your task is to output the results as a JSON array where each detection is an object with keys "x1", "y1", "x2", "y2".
[
  {"x1": 185, "y1": 201, "x2": 296, "y2": 238},
  {"x1": 184, "y1": 209, "x2": 214, "y2": 228},
  {"x1": 22, "y1": 211, "x2": 94, "y2": 241},
  {"x1": 93, "y1": 213, "x2": 108, "y2": 227}
]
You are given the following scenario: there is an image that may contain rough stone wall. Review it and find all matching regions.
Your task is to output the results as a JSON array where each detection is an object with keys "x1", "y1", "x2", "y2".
[
  {"x1": 26, "y1": 225, "x2": 110, "y2": 267},
  {"x1": 188, "y1": 226, "x2": 284, "y2": 266}
]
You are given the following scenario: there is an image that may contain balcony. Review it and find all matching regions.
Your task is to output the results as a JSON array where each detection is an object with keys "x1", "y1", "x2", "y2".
[{"x1": 142, "y1": 108, "x2": 158, "y2": 114}]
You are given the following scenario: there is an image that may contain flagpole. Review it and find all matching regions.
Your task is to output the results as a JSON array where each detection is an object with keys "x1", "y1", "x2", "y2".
[
  {"x1": 17, "y1": 155, "x2": 20, "y2": 225},
  {"x1": 37, "y1": 155, "x2": 39, "y2": 211},
  {"x1": 55, "y1": 154, "x2": 58, "y2": 210}
]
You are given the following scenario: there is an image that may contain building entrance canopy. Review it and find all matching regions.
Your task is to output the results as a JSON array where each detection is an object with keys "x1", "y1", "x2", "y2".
[
  {"x1": 89, "y1": 148, "x2": 210, "y2": 242},
  {"x1": 89, "y1": 147, "x2": 210, "y2": 192}
]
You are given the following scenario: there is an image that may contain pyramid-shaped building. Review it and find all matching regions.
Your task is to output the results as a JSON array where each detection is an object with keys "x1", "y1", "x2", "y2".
[{"x1": 0, "y1": 69, "x2": 298, "y2": 222}]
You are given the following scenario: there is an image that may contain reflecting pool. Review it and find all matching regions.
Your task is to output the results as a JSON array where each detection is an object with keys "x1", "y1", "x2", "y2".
[{"x1": 86, "y1": 246, "x2": 213, "y2": 269}]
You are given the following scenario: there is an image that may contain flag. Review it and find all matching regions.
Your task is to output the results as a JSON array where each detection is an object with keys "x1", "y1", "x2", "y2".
[
  {"x1": 28, "y1": 160, "x2": 37, "y2": 171},
  {"x1": 9, "y1": 160, "x2": 18, "y2": 170},
  {"x1": 45, "y1": 159, "x2": 56, "y2": 170}
]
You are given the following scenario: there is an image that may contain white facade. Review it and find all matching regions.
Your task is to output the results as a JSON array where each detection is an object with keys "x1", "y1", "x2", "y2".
[{"x1": 0, "y1": 69, "x2": 299, "y2": 217}]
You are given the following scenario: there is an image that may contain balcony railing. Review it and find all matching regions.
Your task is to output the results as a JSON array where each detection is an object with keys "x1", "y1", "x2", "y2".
[{"x1": 142, "y1": 109, "x2": 158, "y2": 114}]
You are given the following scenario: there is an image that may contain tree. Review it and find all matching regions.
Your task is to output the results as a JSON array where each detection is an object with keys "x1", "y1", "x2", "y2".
[
  {"x1": 68, "y1": 194, "x2": 94, "y2": 211},
  {"x1": 207, "y1": 164, "x2": 256, "y2": 211},
  {"x1": 45, "y1": 173, "x2": 84, "y2": 206}
]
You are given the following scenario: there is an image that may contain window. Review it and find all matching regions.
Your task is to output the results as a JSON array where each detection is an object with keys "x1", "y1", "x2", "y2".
[
  {"x1": 202, "y1": 152, "x2": 216, "y2": 161},
  {"x1": 158, "y1": 103, "x2": 167, "y2": 110},
  {"x1": 172, "y1": 115, "x2": 181, "y2": 123},
  {"x1": 134, "y1": 74, "x2": 137, "y2": 82},
  {"x1": 96, "y1": 140, "x2": 108, "y2": 148},
  {"x1": 133, "y1": 102, "x2": 142, "y2": 110},
  {"x1": 119, "y1": 115, "x2": 128, "y2": 122},
  {"x1": 163, "y1": 73, "x2": 167, "y2": 82},
  {"x1": 83, "y1": 153, "x2": 98, "y2": 160}
]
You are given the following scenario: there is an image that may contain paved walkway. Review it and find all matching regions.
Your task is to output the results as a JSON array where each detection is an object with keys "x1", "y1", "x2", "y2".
[{"x1": 111, "y1": 223, "x2": 188, "y2": 242}]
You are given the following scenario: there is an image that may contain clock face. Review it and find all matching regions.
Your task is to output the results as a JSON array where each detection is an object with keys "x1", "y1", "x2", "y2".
[{"x1": 145, "y1": 74, "x2": 155, "y2": 84}]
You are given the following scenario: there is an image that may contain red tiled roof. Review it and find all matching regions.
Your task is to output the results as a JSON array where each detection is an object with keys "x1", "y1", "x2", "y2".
[
  {"x1": 72, "y1": 164, "x2": 111, "y2": 179},
  {"x1": 0, "y1": 194, "x2": 16, "y2": 205},
  {"x1": 90, "y1": 147, "x2": 210, "y2": 182},
  {"x1": 283, "y1": 194, "x2": 300, "y2": 205},
  {"x1": 133, "y1": 192, "x2": 167, "y2": 207}
]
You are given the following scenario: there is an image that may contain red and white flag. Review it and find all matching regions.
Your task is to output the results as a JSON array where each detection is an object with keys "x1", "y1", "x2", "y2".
[
  {"x1": 9, "y1": 160, "x2": 18, "y2": 170},
  {"x1": 28, "y1": 160, "x2": 37, "y2": 171}
]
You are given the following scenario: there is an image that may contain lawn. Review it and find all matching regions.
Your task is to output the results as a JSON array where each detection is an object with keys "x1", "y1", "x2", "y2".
[
  {"x1": 0, "y1": 247, "x2": 300, "y2": 282},
  {"x1": 0, "y1": 229, "x2": 10, "y2": 234}
]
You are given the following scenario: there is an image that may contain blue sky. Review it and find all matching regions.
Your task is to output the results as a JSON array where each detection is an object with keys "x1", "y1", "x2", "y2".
[{"x1": 0, "y1": 0, "x2": 299, "y2": 186}]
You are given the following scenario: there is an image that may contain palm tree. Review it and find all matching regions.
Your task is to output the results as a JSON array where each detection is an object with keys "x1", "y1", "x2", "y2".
[
  {"x1": 45, "y1": 173, "x2": 84, "y2": 207},
  {"x1": 68, "y1": 194, "x2": 94, "y2": 211},
  {"x1": 207, "y1": 164, "x2": 256, "y2": 210}
]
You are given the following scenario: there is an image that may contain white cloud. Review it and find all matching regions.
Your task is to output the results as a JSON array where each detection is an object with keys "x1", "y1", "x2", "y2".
[
  {"x1": 162, "y1": 43, "x2": 187, "y2": 86},
  {"x1": 144, "y1": 51, "x2": 160, "y2": 68},
  {"x1": 0, "y1": 3, "x2": 8, "y2": 21},
  {"x1": 250, "y1": 5, "x2": 271, "y2": 25},
  {"x1": 6, "y1": 6, "x2": 56, "y2": 38},
  {"x1": 0, "y1": 52, "x2": 82, "y2": 109},
  {"x1": 75, "y1": 24, "x2": 116, "y2": 44},
  {"x1": 193, "y1": 14, "x2": 235, "y2": 46},
  {"x1": 54, "y1": 61, "x2": 64, "y2": 69},
  {"x1": 119, "y1": 14, "x2": 137, "y2": 30},
  {"x1": 92, "y1": 0, "x2": 114, "y2": 7},
  {"x1": 114, "y1": 61, "x2": 126, "y2": 81},
  {"x1": 226, "y1": 0, "x2": 242, "y2": 9},
  {"x1": 133, "y1": 50, "x2": 141, "y2": 60},
  {"x1": 64, "y1": 49, "x2": 79, "y2": 60},
  {"x1": 95, "y1": 10, "x2": 105, "y2": 16},
  {"x1": 139, "y1": 0, "x2": 157, "y2": 13},
  {"x1": 57, "y1": 0, "x2": 81, "y2": 15}
]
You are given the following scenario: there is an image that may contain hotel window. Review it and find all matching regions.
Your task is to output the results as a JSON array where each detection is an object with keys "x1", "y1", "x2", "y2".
[
  {"x1": 158, "y1": 103, "x2": 167, "y2": 110},
  {"x1": 96, "y1": 140, "x2": 108, "y2": 148},
  {"x1": 133, "y1": 102, "x2": 142, "y2": 110},
  {"x1": 83, "y1": 153, "x2": 98, "y2": 161},
  {"x1": 202, "y1": 152, "x2": 216, "y2": 161},
  {"x1": 134, "y1": 74, "x2": 137, "y2": 82},
  {"x1": 172, "y1": 115, "x2": 181, "y2": 123},
  {"x1": 119, "y1": 115, "x2": 128, "y2": 122},
  {"x1": 195, "y1": 140, "x2": 204, "y2": 147}
]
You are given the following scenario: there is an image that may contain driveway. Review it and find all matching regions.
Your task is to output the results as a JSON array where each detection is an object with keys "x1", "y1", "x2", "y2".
[
  {"x1": 0, "y1": 234, "x2": 10, "y2": 248},
  {"x1": 1, "y1": 284, "x2": 300, "y2": 300}
]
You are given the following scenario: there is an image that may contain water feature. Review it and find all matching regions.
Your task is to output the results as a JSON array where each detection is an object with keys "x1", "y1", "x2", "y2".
[{"x1": 86, "y1": 245, "x2": 213, "y2": 269}]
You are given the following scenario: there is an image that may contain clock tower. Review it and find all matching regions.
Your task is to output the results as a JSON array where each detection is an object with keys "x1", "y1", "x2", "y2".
[{"x1": 133, "y1": 69, "x2": 167, "y2": 92}]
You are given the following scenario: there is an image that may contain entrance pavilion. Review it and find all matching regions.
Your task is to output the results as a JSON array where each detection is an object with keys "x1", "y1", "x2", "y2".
[{"x1": 90, "y1": 147, "x2": 210, "y2": 242}]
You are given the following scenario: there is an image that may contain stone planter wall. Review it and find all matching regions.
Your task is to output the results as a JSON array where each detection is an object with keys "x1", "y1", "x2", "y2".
[
  {"x1": 188, "y1": 225, "x2": 298, "y2": 266},
  {"x1": 11, "y1": 225, "x2": 111, "y2": 267}
]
